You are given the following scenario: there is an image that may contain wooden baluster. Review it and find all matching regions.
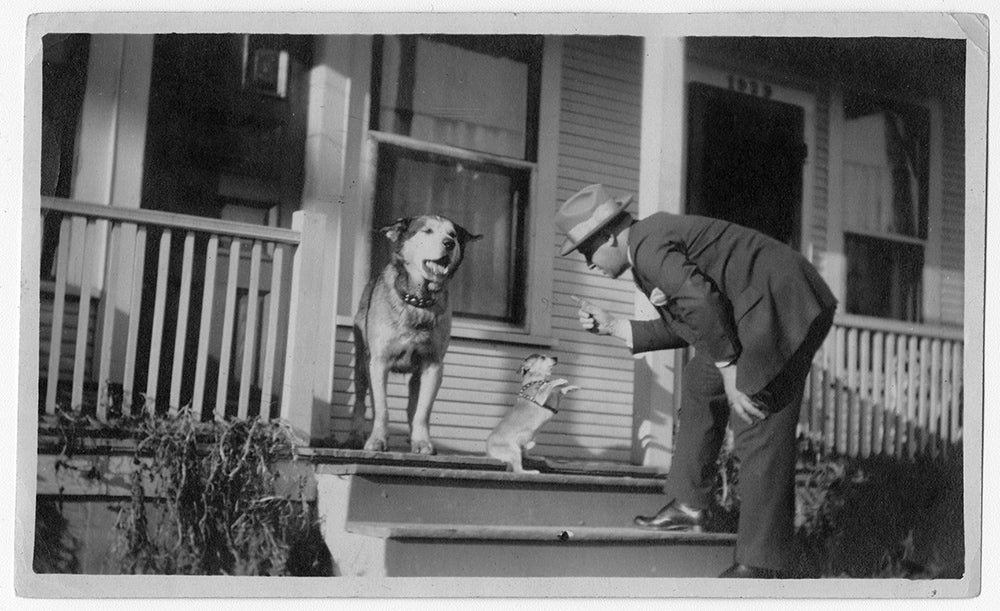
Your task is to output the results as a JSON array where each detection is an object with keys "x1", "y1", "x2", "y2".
[
  {"x1": 951, "y1": 343, "x2": 963, "y2": 444},
  {"x1": 871, "y1": 331, "x2": 884, "y2": 456},
  {"x1": 44, "y1": 216, "x2": 72, "y2": 414},
  {"x1": 260, "y1": 243, "x2": 285, "y2": 419},
  {"x1": 122, "y1": 226, "x2": 147, "y2": 415},
  {"x1": 906, "y1": 335, "x2": 919, "y2": 459},
  {"x1": 145, "y1": 229, "x2": 172, "y2": 416},
  {"x1": 942, "y1": 339, "x2": 954, "y2": 457},
  {"x1": 216, "y1": 238, "x2": 242, "y2": 417},
  {"x1": 822, "y1": 331, "x2": 837, "y2": 456},
  {"x1": 835, "y1": 326, "x2": 847, "y2": 455},
  {"x1": 846, "y1": 327, "x2": 859, "y2": 457},
  {"x1": 238, "y1": 240, "x2": 263, "y2": 419},
  {"x1": 96, "y1": 221, "x2": 122, "y2": 421},
  {"x1": 859, "y1": 329, "x2": 871, "y2": 458},
  {"x1": 929, "y1": 338, "x2": 942, "y2": 459},
  {"x1": 895, "y1": 334, "x2": 907, "y2": 458},
  {"x1": 192, "y1": 235, "x2": 219, "y2": 419},
  {"x1": 169, "y1": 231, "x2": 196, "y2": 412},
  {"x1": 70, "y1": 220, "x2": 97, "y2": 412},
  {"x1": 882, "y1": 333, "x2": 896, "y2": 456},
  {"x1": 916, "y1": 337, "x2": 930, "y2": 456},
  {"x1": 809, "y1": 358, "x2": 823, "y2": 443}
]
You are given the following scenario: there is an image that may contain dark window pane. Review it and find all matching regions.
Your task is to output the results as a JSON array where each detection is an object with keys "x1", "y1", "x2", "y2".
[{"x1": 845, "y1": 233, "x2": 923, "y2": 322}]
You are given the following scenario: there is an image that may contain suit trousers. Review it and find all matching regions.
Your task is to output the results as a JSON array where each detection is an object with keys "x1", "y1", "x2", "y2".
[{"x1": 663, "y1": 307, "x2": 835, "y2": 571}]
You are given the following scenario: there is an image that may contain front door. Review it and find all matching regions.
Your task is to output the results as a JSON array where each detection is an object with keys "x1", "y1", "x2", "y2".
[{"x1": 686, "y1": 81, "x2": 807, "y2": 248}]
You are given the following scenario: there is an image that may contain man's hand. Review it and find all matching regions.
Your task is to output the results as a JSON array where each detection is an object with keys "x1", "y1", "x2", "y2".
[
  {"x1": 571, "y1": 295, "x2": 616, "y2": 335},
  {"x1": 717, "y1": 364, "x2": 767, "y2": 424}
]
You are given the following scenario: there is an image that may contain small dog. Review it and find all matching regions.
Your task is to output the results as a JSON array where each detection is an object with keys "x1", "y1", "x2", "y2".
[
  {"x1": 349, "y1": 215, "x2": 482, "y2": 454},
  {"x1": 486, "y1": 354, "x2": 580, "y2": 473}
]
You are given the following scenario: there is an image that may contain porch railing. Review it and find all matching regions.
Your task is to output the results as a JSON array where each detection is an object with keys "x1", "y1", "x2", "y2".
[
  {"x1": 39, "y1": 196, "x2": 325, "y2": 425},
  {"x1": 800, "y1": 313, "x2": 964, "y2": 460}
]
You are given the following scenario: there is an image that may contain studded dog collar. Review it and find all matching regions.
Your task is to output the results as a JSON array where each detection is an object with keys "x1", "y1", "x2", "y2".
[
  {"x1": 394, "y1": 275, "x2": 440, "y2": 308},
  {"x1": 400, "y1": 292, "x2": 438, "y2": 308},
  {"x1": 518, "y1": 379, "x2": 558, "y2": 413}
]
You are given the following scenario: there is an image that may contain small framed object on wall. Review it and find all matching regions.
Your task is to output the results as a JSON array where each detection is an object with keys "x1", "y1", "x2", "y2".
[{"x1": 241, "y1": 34, "x2": 289, "y2": 98}]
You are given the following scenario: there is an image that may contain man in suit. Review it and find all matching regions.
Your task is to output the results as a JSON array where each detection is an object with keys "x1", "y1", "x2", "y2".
[{"x1": 556, "y1": 184, "x2": 837, "y2": 578}]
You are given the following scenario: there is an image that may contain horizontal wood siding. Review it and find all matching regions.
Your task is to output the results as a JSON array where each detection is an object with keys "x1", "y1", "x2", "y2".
[
  {"x1": 940, "y1": 96, "x2": 965, "y2": 325},
  {"x1": 40, "y1": 289, "x2": 97, "y2": 385},
  {"x1": 810, "y1": 89, "x2": 831, "y2": 273},
  {"x1": 550, "y1": 36, "x2": 643, "y2": 458},
  {"x1": 329, "y1": 36, "x2": 643, "y2": 462}
]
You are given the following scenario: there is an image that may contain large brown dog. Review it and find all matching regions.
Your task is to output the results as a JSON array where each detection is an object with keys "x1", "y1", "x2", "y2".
[{"x1": 349, "y1": 215, "x2": 482, "y2": 454}]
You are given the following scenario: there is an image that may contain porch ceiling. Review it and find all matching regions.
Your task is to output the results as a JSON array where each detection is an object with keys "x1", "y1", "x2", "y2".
[{"x1": 687, "y1": 37, "x2": 966, "y2": 98}]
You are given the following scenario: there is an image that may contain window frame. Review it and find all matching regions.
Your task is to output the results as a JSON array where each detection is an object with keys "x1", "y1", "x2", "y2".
[
  {"x1": 365, "y1": 130, "x2": 534, "y2": 325},
  {"x1": 354, "y1": 36, "x2": 560, "y2": 347},
  {"x1": 828, "y1": 87, "x2": 944, "y2": 326},
  {"x1": 843, "y1": 230, "x2": 926, "y2": 322}
]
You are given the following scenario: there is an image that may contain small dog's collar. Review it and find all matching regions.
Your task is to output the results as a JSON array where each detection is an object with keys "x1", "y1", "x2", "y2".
[
  {"x1": 518, "y1": 380, "x2": 557, "y2": 413},
  {"x1": 518, "y1": 392, "x2": 558, "y2": 413}
]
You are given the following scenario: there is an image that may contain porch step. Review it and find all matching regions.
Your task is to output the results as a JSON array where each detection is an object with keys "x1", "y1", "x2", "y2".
[
  {"x1": 343, "y1": 521, "x2": 736, "y2": 577},
  {"x1": 346, "y1": 520, "x2": 734, "y2": 542},
  {"x1": 315, "y1": 462, "x2": 668, "y2": 528},
  {"x1": 311, "y1": 451, "x2": 737, "y2": 577}
]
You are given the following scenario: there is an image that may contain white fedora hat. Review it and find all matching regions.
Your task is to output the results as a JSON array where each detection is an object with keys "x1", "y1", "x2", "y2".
[{"x1": 555, "y1": 184, "x2": 633, "y2": 256}]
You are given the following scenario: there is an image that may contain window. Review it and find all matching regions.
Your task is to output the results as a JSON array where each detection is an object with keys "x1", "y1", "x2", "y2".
[
  {"x1": 368, "y1": 35, "x2": 542, "y2": 325},
  {"x1": 40, "y1": 34, "x2": 91, "y2": 279},
  {"x1": 845, "y1": 234, "x2": 923, "y2": 321},
  {"x1": 841, "y1": 93, "x2": 930, "y2": 322}
]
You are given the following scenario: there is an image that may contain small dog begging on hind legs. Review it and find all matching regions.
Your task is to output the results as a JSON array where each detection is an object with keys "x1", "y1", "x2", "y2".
[{"x1": 486, "y1": 354, "x2": 580, "y2": 473}]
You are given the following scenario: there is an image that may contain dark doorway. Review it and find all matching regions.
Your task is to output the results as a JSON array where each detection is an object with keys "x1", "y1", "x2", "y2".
[{"x1": 686, "y1": 82, "x2": 806, "y2": 248}]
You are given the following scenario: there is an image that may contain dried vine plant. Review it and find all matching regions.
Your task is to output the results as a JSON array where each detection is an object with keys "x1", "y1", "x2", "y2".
[{"x1": 113, "y1": 410, "x2": 329, "y2": 575}]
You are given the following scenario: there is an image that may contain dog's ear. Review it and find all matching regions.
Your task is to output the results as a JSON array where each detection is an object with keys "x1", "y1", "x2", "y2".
[
  {"x1": 454, "y1": 223, "x2": 483, "y2": 246},
  {"x1": 379, "y1": 218, "x2": 412, "y2": 243}
]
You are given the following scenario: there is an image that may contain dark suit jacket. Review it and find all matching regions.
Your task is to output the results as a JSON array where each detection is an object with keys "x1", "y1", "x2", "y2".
[{"x1": 627, "y1": 212, "x2": 837, "y2": 396}]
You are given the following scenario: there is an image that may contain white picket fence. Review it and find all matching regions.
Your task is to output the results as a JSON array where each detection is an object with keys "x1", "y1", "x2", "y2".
[
  {"x1": 800, "y1": 314, "x2": 964, "y2": 460},
  {"x1": 39, "y1": 196, "x2": 325, "y2": 424}
]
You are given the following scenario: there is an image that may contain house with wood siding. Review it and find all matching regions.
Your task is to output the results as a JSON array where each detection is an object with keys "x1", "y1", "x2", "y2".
[{"x1": 28, "y1": 19, "x2": 977, "y2": 579}]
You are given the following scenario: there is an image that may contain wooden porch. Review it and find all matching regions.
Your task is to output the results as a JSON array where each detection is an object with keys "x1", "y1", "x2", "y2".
[{"x1": 36, "y1": 196, "x2": 964, "y2": 462}]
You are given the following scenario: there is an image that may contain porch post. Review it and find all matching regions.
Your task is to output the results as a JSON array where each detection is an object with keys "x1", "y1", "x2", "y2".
[
  {"x1": 71, "y1": 35, "x2": 154, "y2": 391},
  {"x1": 293, "y1": 36, "x2": 366, "y2": 441},
  {"x1": 281, "y1": 210, "x2": 327, "y2": 442},
  {"x1": 632, "y1": 36, "x2": 687, "y2": 470}
]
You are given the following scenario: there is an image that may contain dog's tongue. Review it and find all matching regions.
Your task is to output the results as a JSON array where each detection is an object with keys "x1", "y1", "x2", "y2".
[{"x1": 423, "y1": 256, "x2": 451, "y2": 278}]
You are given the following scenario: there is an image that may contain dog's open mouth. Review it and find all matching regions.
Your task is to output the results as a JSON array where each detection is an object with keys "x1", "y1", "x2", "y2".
[{"x1": 422, "y1": 255, "x2": 452, "y2": 279}]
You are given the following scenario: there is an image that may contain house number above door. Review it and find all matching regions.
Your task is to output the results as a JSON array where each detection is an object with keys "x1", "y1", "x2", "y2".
[{"x1": 727, "y1": 74, "x2": 773, "y2": 99}]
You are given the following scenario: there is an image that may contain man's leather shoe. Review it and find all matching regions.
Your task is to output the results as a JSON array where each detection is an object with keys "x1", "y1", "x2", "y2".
[
  {"x1": 633, "y1": 500, "x2": 703, "y2": 531},
  {"x1": 718, "y1": 563, "x2": 785, "y2": 578}
]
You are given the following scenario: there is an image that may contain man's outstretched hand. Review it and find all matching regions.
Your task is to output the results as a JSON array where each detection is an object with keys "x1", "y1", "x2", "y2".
[{"x1": 571, "y1": 295, "x2": 614, "y2": 335}]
